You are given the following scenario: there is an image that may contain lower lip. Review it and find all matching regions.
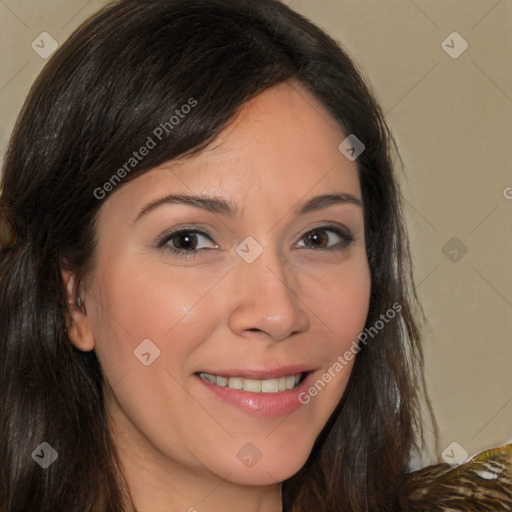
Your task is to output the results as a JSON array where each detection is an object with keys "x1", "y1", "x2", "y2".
[{"x1": 195, "y1": 373, "x2": 314, "y2": 418}]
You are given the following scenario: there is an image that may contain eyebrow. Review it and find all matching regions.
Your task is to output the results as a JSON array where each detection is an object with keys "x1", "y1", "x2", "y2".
[{"x1": 134, "y1": 192, "x2": 362, "y2": 222}]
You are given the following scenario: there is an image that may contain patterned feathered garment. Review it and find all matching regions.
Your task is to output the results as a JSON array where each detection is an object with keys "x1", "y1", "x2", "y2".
[{"x1": 399, "y1": 443, "x2": 512, "y2": 511}]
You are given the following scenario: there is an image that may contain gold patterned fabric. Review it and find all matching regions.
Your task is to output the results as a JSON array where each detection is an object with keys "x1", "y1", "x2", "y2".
[{"x1": 399, "y1": 443, "x2": 512, "y2": 511}]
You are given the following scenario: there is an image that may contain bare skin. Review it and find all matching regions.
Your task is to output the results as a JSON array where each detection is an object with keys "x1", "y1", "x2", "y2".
[{"x1": 63, "y1": 81, "x2": 371, "y2": 512}]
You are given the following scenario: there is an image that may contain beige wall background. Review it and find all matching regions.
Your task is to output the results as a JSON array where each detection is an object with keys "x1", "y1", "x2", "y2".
[{"x1": 1, "y1": 0, "x2": 511, "y2": 468}]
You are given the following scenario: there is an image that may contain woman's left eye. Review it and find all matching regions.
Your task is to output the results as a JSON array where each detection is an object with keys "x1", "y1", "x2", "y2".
[{"x1": 295, "y1": 226, "x2": 354, "y2": 251}]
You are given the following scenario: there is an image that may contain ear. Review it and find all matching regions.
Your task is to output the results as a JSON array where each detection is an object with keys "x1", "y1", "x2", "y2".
[{"x1": 61, "y1": 266, "x2": 95, "y2": 352}]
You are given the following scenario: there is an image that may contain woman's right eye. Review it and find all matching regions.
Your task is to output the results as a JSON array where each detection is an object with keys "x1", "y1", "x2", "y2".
[{"x1": 156, "y1": 229, "x2": 218, "y2": 259}]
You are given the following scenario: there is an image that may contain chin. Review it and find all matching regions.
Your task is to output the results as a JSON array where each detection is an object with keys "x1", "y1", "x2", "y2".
[{"x1": 210, "y1": 449, "x2": 311, "y2": 487}]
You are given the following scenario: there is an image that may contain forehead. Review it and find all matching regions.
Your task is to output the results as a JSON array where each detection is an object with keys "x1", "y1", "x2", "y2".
[{"x1": 101, "y1": 81, "x2": 361, "y2": 219}]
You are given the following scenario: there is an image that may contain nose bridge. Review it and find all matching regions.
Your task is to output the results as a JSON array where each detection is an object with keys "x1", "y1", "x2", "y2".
[
  {"x1": 244, "y1": 243, "x2": 292, "y2": 296},
  {"x1": 227, "y1": 238, "x2": 308, "y2": 339}
]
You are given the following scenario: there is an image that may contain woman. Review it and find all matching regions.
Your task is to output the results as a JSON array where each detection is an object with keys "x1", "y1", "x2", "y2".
[{"x1": 0, "y1": 1, "x2": 510, "y2": 511}]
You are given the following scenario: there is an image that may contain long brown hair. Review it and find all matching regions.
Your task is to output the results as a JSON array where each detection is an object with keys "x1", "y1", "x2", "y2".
[{"x1": 0, "y1": 1, "x2": 428, "y2": 510}]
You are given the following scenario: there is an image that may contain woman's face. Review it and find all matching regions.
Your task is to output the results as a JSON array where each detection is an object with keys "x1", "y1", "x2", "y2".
[{"x1": 67, "y1": 81, "x2": 371, "y2": 501}]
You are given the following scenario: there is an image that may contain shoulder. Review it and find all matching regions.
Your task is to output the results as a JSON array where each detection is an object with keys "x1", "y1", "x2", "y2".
[{"x1": 399, "y1": 443, "x2": 512, "y2": 511}]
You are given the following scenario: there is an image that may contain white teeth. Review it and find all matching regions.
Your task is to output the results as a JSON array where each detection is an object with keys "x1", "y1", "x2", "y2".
[
  {"x1": 201, "y1": 373, "x2": 216, "y2": 384},
  {"x1": 285, "y1": 375, "x2": 296, "y2": 390},
  {"x1": 216, "y1": 375, "x2": 228, "y2": 387},
  {"x1": 242, "y1": 379, "x2": 261, "y2": 392},
  {"x1": 261, "y1": 378, "x2": 279, "y2": 393},
  {"x1": 199, "y1": 372, "x2": 303, "y2": 393},
  {"x1": 228, "y1": 377, "x2": 243, "y2": 390}
]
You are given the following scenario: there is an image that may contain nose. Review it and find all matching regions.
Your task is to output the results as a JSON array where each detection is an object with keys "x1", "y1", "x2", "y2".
[{"x1": 227, "y1": 245, "x2": 309, "y2": 342}]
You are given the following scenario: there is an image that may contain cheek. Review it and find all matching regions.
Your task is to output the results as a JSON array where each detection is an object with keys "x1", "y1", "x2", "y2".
[
  {"x1": 290, "y1": 255, "x2": 371, "y2": 405},
  {"x1": 304, "y1": 255, "x2": 371, "y2": 348},
  {"x1": 88, "y1": 256, "x2": 229, "y2": 390},
  {"x1": 87, "y1": 260, "x2": 227, "y2": 461}
]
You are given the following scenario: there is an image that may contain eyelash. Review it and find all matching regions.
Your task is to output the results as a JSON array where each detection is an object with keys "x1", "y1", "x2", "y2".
[{"x1": 155, "y1": 225, "x2": 354, "y2": 259}]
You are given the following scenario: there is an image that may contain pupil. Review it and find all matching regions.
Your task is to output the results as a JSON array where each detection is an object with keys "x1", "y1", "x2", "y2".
[
  {"x1": 177, "y1": 232, "x2": 196, "y2": 250},
  {"x1": 308, "y1": 230, "x2": 327, "y2": 248}
]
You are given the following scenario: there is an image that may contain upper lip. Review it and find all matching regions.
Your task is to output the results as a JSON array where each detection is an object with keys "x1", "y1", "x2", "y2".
[{"x1": 196, "y1": 365, "x2": 316, "y2": 380}]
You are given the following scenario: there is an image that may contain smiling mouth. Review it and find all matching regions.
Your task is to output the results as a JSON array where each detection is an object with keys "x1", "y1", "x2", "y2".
[{"x1": 197, "y1": 372, "x2": 306, "y2": 393}]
